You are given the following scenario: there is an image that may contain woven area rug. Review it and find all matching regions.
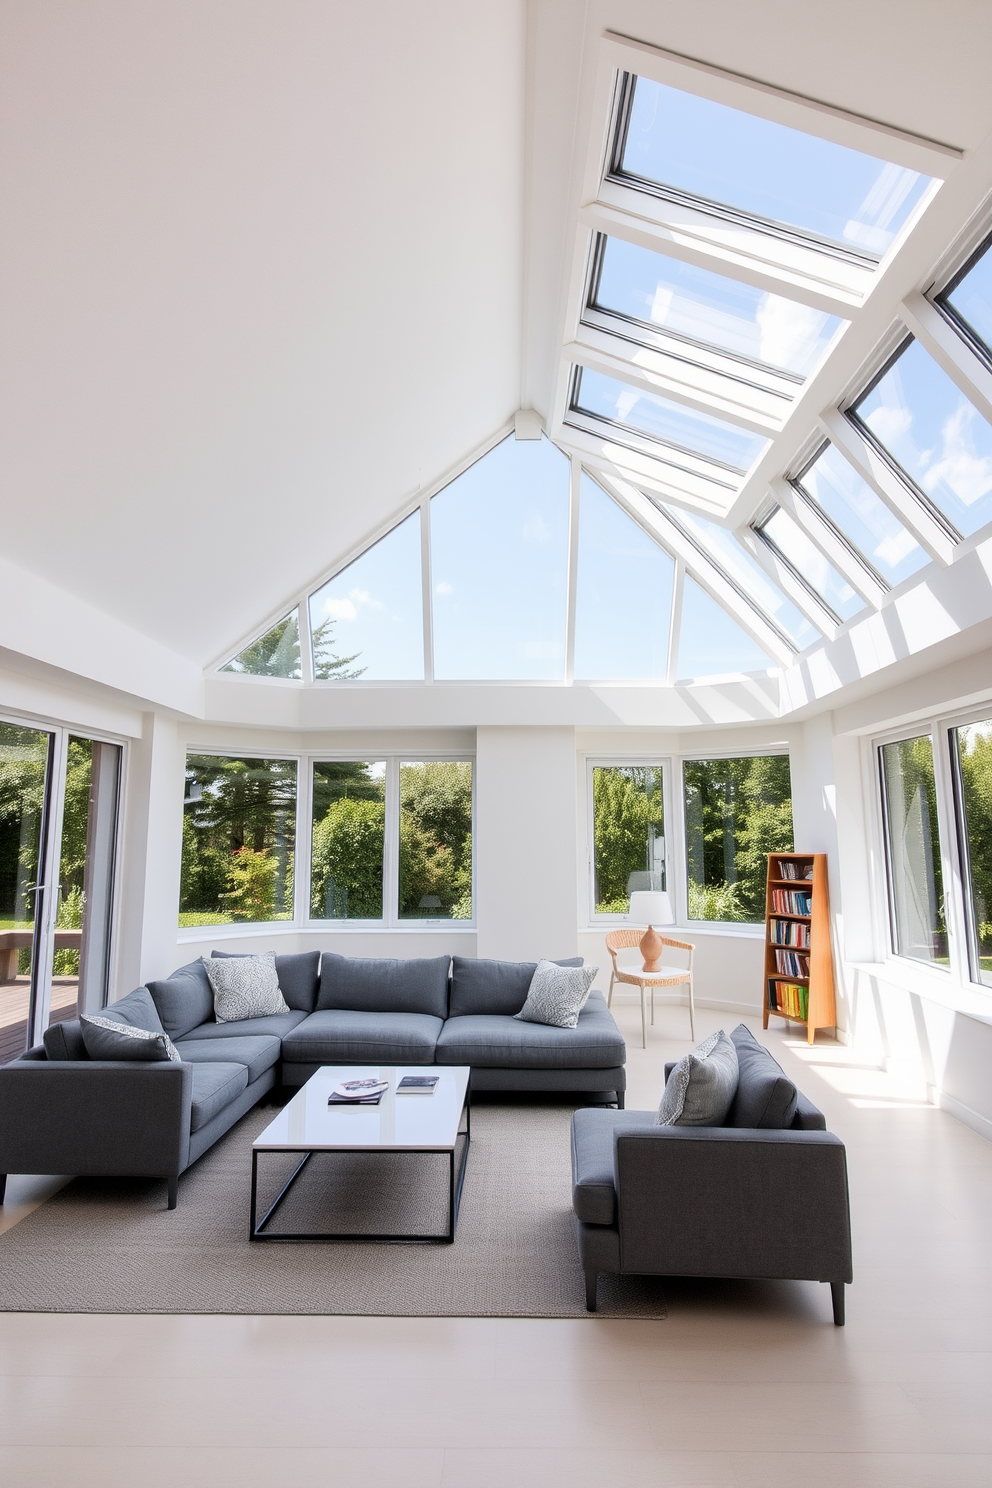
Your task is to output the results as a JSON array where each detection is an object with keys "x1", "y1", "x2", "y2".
[{"x1": 0, "y1": 1098, "x2": 667, "y2": 1318}]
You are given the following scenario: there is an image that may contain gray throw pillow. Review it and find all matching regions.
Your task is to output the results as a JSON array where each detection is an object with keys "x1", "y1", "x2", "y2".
[
  {"x1": 202, "y1": 953, "x2": 290, "y2": 1024},
  {"x1": 514, "y1": 960, "x2": 598, "y2": 1029},
  {"x1": 80, "y1": 1015, "x2": 182, "y2": 1063},
  {"x1": 657, "y1": 1030, "x2": 739, "y2": 1127}
]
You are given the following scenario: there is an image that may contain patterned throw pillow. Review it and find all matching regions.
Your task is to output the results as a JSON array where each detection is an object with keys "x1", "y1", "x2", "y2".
[
  {"x1": 80, "y1": 1015, "x2": 182, "y2": 1063},
  {"x1": 514, "y1": 960, "x2": 598, "y2": 1029},
  {"x1": 656, "y1": 1029, "x2": 739, "y2": 1126},
  {"x1": 202, "y1": 953, "x2": 290, "y2": 1024}
]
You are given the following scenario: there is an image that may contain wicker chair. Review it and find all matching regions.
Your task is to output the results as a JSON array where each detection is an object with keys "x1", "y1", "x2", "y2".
[{"x1": 604, "y1": 928, "x2": 695, "y2": 1047}]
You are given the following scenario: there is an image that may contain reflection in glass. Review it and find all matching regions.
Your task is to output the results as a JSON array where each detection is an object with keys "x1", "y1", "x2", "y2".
[
  {"x1": 592, "y1": 765, "x2": 665, "y2": 915},
  {"x1": 574, "y1": 474, "x2": 674, "y2": 679},
  {"x1": 398, "y1": 762, "x2": 473, "y2": 920},
  {"x1": 431, "y1": 435, "x2": 569, "y2": 680},
  {"x1": 953, "y1": 719, "x2": 992, "y2": 985},
  {"x1": 620, "y1": 76, "x2": 932, "y2": 256},
  {"x1": 668, "y1": 506, "x2": 820, "y2": 649},
  {"x1": 880, "y1": 735, "x2": 946, "y2": 965},
  {"x1": 572, "y1": 367, "x2": 768, "y2": 472},
  {"x1": 676, "y1": 576, "x2": 775, "y2": 677},
  {"x1": 180, "y1": 755, "x2": 297, "y2": 927},
  {"x1": 941, "y1": 237, "x2": 992, "y2": 357},
  {"x1": 310, "y1": 762, "x2": 385, "y2": 920},
  {"x1": 852, "y1": 339, "x2": 992, "y2": 537},
  {"x1": 757, "y1": 507, "x2": 864, "y2": 619},
  {"x1": 309, "y1": 513, "x2": 423, "y2": 681},
  {"x1": 593, "y1": 235, "x2": 843, "y2": 376},
  {"x1": 796, "y1": 443, "x2": 928, "y2": 586},
  {"x1": 0, "y1": 724, "x2": 50, "y2": 1063},
  {"x1": 684, "y1": 755, "x2": 793, "y2": 922},
  {"x1": 221, "y1": 613, "x2": 302, "y2": 679}
]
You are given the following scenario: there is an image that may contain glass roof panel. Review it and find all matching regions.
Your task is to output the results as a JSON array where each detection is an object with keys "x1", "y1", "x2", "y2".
[
  {"x1": 221, "y1": 611, "x2": 301, "y2": 679},
  {"x1": 620, "y1": 77, "x2": 931, "y2": 257},
  {"x1": 573, "y1": 367, "x2": 768, "y2": 473},
  {"x1": 309, "y1": 512, "x2": 423, "y2": 680},
  {"x1": 665, "y1": 505, "x2": 820, "y2": 649},
  {"x1": 574, "y1": 473, "x2": 674, "y2": 679},
  {"x1": 940, "y1": 237, "x2": 992, "y2": 356},
  {"x1": 756, "y1": 507, "x2": 864, "y2": 619},
  {"x1": 852, "y1": 338, "x2": 992, "y2": 537},
  {"x1": 796, "y1": 442, "x2": 928, "y2": 586},
  {"x1": 676, "y1": 576, "x2": 775, "y2": 678},
  {"x1": 431, "y1": 434, "x2": 570, "y2": 680},
  {"x1": 593, "y1": 235, "x2": 843, "y2": 376}
]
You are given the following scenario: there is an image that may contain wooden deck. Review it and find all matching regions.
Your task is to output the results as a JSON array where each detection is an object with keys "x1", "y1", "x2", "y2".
[{"x1": 0, "y1": 978, "x2": 80, "y2": 1065}]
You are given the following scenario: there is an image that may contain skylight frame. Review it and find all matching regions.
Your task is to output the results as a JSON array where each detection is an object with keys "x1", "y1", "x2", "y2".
[
  {"x1": 750, "y1": 503, "x2": 869, "y2": 628},
  {"x1": 787, "y1": 446, "x2": 899, "y2": 602},
  {"x1": 932, "y1": 227, "x2": 992, "y2": 373}
]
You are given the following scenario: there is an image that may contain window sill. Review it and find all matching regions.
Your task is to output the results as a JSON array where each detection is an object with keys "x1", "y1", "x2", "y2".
[
  {"x1": 176, "y1": 922, "x2": 478, "y2": 943},
  {"x1": 849, "y1": 958, "x2": 992, "y2": 1027},
  {"x1": 583, "y1": 921, "x2": 764, "y2": 939}
]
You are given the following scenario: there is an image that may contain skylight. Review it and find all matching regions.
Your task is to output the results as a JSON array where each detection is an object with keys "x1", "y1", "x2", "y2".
[
  {"x1": 615, "y1": 75, "x2": 932, "y2": 258},
  {"x1": 850, "y1": 338, "x2": 992, "y2": 538},
  {"x1": 755, "y1": 507, "x2": 865, "y2": 620},
  {"x1": 431, "y1": 434, "x2": 570, "y2": 680},
  {"x1": 574, "y1": 473, "x2": 674, "y2": 679},
  {"x1": 589, "y1": 234, "x2": 843, "y2": 377},
  {"x1": 793, "y1": 442, "x2": 928, "y2": 587},
  {"x1": 676, "y1": 576, "x2": 774, "y2": 678},
  {"x1": 221, "y1": 612, "x2": 301, "y2": 679},
  {"x1": 569, "y1": 366, "x2": 769, "y2": 474},
  {"x1": 309, "y1": 512, "x2": 424, "y2": 680},
  {"x1": 936, "y1": 234, "x2": 992, "y2": 363}
]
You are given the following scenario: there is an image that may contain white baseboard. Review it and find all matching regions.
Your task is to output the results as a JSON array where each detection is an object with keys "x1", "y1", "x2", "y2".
[{"x1": 935, "y1": 1088, "x2": 992, "y2": 1143}]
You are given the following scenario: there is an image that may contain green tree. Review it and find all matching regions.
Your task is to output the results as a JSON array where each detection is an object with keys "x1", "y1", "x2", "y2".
[
  {"x1": 221, "y1": 847, "x2": 279, "y2": 921},
  {"x1": 311, "y1": 797, "x2": 386, "y2": 918},
  {"x1": 398, "y1": 762, "x2": 473, "y2": 917},
  {"x1": 592, "y1": 767, "x2": 664, "y2": 908},
  {"x1": 180, "y1": 756, "x2": 296, "y2": 923},
  {"x1": 311, "y1": 617, "x2": 365, "y2": 681},
  {"x1": 959, "y1": 728, "x2": 992, "y2": 945},
  {"x1": 684, "y1": 754, "x2": 793, "y2": 921}
]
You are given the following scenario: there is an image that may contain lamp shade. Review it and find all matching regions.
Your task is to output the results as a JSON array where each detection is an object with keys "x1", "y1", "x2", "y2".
[{"x1": 628, "y1": 890, "x2": 673, "y2": 926}]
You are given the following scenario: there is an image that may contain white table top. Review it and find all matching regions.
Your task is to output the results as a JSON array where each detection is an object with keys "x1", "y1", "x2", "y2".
[
  {"x1": 252, "y1": 1066, "x2": 470, "y2": 1153},
  {"x1": 615, "y1": 950, "x2": 689, "y2": 981}
]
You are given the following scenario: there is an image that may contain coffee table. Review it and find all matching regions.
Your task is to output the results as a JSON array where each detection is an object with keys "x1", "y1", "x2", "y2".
[{"x1": 249, "y1": 1065, "x2": 471, "y2": 1243}]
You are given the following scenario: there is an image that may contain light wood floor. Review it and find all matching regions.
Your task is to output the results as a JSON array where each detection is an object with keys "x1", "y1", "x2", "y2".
[{"x1": 1, "y1": 996, "x2": 990, "y2": 1487}]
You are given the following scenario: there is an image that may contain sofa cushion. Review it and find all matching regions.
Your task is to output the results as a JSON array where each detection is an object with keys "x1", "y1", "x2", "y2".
[
  {"x1": 179, "y1": 1009, "x2": 308, "y2": 1042},
  {"x1": 80, "y1": 1015, "x2": 181, "y2": 1063},
  {"x1": 281, "y1": 1010, "x2": 442, "y2": 1065},
  {"x1": 147, "y1": 961, "x2": 215, "y2": 1039},
  {"x1": 570, "y1": 1108, "x2": 657, "y2": 1225},
  {"x1": 211, "y1": 949, "x2": 320, "y2": 1013},
  {"x1": 449, "y1": 956, "x2": 584, "y2": 1017},
  {"x1": 657, "y1": 1030, "x2": 739, "y2": 1127},
  {"x1": 189, "y1": 1062, "x2": 249, "y2": 1132},
  {"x1": 317, "y1": 954, "x2": 450, "y2": 1018},
  {"x1": 436, "y1": 990, "x2": 625, "y2": 1069},
  {"x1": 173, "y1": 1034, "x2": 281, "y2": 1083},
  {"x1": 42, "y1": 1019, "x2": 89, "y2": 1061},
  {"x1": 515, "y1": 961, "x2": 597, "y2": 1028},
  {"x1": 203, "y1": 953, "x2": 291, "y2": 1024},
  {"x1": 728, "y1": 1023, "x2": 799, "y2": 1129},
  {"x1": 100, "y1": 987, "x2": 165, "y2": 1033}
]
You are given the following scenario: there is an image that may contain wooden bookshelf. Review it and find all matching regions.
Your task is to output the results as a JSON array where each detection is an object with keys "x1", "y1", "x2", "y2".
[{"x1": 763, "y1": 851, "x2": 836, "y2": 1044}]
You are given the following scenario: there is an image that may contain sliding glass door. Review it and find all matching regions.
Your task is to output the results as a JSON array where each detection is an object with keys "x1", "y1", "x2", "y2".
[{"x1": 0, "y1": 724, "x2": 56, "y2": 1063}]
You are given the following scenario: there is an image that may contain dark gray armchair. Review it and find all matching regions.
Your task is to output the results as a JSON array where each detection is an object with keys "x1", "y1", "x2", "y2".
[{"x1": 571, "y1": 1026, "x2": 853, "y2": 1323}]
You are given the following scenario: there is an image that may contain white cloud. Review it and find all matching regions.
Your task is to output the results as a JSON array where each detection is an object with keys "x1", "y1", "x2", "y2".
[
  {"x1": 756, "y1": 295, "x2": 828, "y2": 372},
  {"x1": 922, "y1": 402, "x2": 992, "y2": 507},
  {"x1": 435, "y1": 581, "x2": 453, "y2": 596},
  {"x1": 865, "y1": 403, "x2": 913, "y2": 445},
  {"x1": 322, "y1": 598, "x2": 357, "y2": 622},
  {"x1": 349, "y1": 586, "x2": 384, "y2": 611}
]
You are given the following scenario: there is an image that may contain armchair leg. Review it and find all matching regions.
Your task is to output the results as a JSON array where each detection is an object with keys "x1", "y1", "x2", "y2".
[
  {"x1": 830, "y1": 1281, "x2": 845, "y2": 1326},
  {"x1": 640, "y1": 985, "x2": 647, "y2": 1049},
  {"x1": 0, "y1": 1173, "x2": 6, "y2": 1205},
  {"x1": 167, "y1": 1176, "x2": 178, "y2": 1210},
  {"x1": 585, "y1": 1270, "x2": 598, "y2": 1312},
  {"x1": 616, "y1": 1090, "x2": 625, "y2": 1109},
  {"x1": 607, "y1": 971, "x2": 615, "y2": 1008}
]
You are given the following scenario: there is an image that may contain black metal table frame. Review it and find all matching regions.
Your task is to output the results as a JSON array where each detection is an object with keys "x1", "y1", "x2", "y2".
[{"x1": 249, "y1": 1075, "x2": 471, "y2": 1244}]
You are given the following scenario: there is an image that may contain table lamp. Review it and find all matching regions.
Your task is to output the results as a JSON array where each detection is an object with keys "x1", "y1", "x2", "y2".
[{"x1": 628, "y1": 890, "x2": 674, "y2": 972}]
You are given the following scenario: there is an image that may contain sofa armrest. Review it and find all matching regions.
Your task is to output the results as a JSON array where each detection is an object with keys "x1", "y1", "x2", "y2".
[
  {"x1": 614, "y1": 1126, "x2": 852, "y2": 1283},
  {"x1": 0, "y1": 1061, "x2": 193, "y2": 1180}
]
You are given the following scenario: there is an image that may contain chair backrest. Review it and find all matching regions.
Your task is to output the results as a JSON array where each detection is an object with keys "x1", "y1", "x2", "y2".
[{"x1": 605, "y1": 929, "x2": 644, "y2": 961}]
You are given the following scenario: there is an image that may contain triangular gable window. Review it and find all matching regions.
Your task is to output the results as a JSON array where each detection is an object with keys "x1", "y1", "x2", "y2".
[
  {"x1": 309, "y1": 512, "x2": 423, "y2": 681},
  {"x1": 676, "y1": 576, "x2": 774, "y2": 679},
  {"x1": 220, "y1": 612, "x2": 301, "y2": 679}
]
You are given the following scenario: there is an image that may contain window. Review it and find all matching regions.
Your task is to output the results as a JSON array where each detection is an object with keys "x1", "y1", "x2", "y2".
[
  {"x1": 676, "y1": 576, "x2": 774, "y2": 678},
  {"x1": 850, "y1": 338, "x2": 992, "y2": 538},
  {"x1": 684, "y1": 754, "x2": 793, "y2": 922},
  {"x1": 310, "y1": 762, "x2": 385, "y2": 920},
  {"x1": 574, "y1": 473, "x2": 674, "y2": 679},
  {"x1": 221, "y1": 612, "x2": 302, "y2": 679},
  {"x1": 309, "y1": 512, "x2": 424, "y2": 681},
  {"x1": 399, "y1": 762, "x2": 473, "y2": 920},
  {"x1": 590, "y1": 764, "x2": 666, "y2": 916},
  {"x1": 180, "y1": 755, "x2": 297, "y2": 927},
  {"x1": 793, "y1": 443, "x2": 928, "y2": 587},
  {"x1": 588, "y1": 233, "x2": 843, "y2": 377},
  {"x1": 613, "y1": 74, "x2": 931, "y2": 258},
  {"x1": 951, "y1": 718, "x2": 992, "y2": 985},
  {"x1": 755, "y1": 506, "x2": 864, "y2": 619},
  {"x1": 431, "y1": 435, "x2": 569, "y2": 680},
  {"x1": 935, "y1": 233, "x2": 992, "y2": 364},
  {"x1": 569, "y1": 366, "x2": 768, "y2": 474},
  {"x1": 879, "y1": 735, "x2": 946, "y2": 966}
]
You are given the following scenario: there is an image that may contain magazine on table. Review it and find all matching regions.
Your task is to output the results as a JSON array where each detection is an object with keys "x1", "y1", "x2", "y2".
[
  {"x1": 328, "y1": 1078, "x2": 389, "y2": 1106},
  {"x1": 396, "y1": 1075, "x2": 439, "y2": 1095}
]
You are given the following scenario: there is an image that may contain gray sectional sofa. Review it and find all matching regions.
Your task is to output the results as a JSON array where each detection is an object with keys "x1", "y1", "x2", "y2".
[{"x1": 0, "y1": 950, "x2": 625, "y2": 1208}]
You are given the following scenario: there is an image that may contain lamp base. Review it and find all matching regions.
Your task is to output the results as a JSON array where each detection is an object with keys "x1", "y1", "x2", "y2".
[{"x1": 640, "y1": 924, "x2": 662, "y2": 972}]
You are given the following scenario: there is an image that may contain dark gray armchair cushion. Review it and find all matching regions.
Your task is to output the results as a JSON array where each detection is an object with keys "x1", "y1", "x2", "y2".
[
  {"x1": 189, "y1": 1062, "x2": 249, "y2": 1132},
  {"x1": 728, "y1": 1023, "x2": 799, "y2": 1129},
  {"x1": 80, "y1": 1016, "x2": 180, "y2": 1063},
  {"x1": 317, "y1": 954, "x2": 450, "y2": 1018},
  {"x1": 571, "y1": 1107, "x2": 657, "y2": 1224},
  {"x1": 437, "y1": 990, "x2": 625, "y2": 1069},
  {"x1": 211, "y1": 949, "x2": 320, "y2": 1013},
  {"x1": 173, "y1": 1034, "x2": 281, "y2": 1083},
  {"x1": 449, "y1": 956, "x2": 583, "y2": 1017},
  {"x1": 179, "y1": 1009, "x2": 307, "y2": 1042},
  {"x1": 147, "y1": 961, "x2": 215, "y2": 1039},
  {"x1": 42, "y1": 1019, "x2": 89, "y2": 1061},
  {"x1": 282, "y1": 1010, "x2": 442, "y2": 1065},
  {"x1": 102, "y1": 987, "x2": 165, "y2": 1033}
]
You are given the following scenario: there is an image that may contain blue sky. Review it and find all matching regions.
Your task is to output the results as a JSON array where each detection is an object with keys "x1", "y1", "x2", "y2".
[
  {"x1": 800, "y1": 443, "x2": 927, "y2": 586},
  {"x1": 676, "y1": 576, "x2": 773, "y2": 677},
  {"x1": 577, "y1": 367, "x2": 767, "y2": 471},
  {"x1": 574, "y1": 473, "x2": 673, "y2": 678},
  {"x1": 309, "y1": 512, "x2": 424, "y2": 679}
]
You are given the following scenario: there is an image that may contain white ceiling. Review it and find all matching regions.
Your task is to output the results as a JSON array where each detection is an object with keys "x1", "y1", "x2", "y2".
[{"x1": 3, "y1": 0, "x2": 992, "y2": 679}]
